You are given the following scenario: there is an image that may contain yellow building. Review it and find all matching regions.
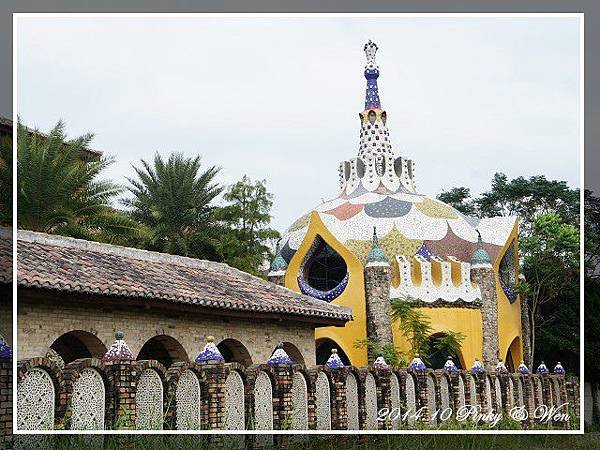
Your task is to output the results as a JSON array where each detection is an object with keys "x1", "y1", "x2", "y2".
[{"x1": 269, "y1": 41, "x2": 523, "y2": 371}]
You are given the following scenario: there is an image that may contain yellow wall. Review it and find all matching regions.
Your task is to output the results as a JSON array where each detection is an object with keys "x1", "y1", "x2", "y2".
[{"x1": 284, "y1": 212, "x2": 523, "y2": 369}]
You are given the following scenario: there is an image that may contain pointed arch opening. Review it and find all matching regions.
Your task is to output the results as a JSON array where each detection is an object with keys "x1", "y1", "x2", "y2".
[{"x1": 505, "y1": 337, "x2": 521, "y2": 373}]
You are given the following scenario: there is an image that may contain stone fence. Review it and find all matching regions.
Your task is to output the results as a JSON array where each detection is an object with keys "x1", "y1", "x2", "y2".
[{"x1": 9, "y1": 336, "x2": 580, "y2": 437}]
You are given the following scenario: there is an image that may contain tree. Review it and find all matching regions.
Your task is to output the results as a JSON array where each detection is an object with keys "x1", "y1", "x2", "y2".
[
  {"x1": 14, "y1": 120, "x2": 138, "y2": 243},
  {"x1": 123, "y1": 152, "x2": 223, "y2": 259},
  {"x1": 518, "y1": 213, "x2": 579, "y2": 367},
  {"x1": 437, "y1": 187, "x2": 477, "y2": 216},
  {"x1": 216, "y1": 175, "x2": 280, "y2": 275},
  {"x1": 0, "y1": 132, "x2": 12, "y2": 225},
  {"x1": 440, "y1": 173, "x2": 580, "y2": 371}
]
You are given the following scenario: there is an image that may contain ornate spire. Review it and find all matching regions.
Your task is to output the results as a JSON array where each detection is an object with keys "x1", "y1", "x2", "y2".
[
  {"x1": 103, "y1": 331, "x2": 135, "y2": 362},
  {"x1": 409, "y1": 354, "x2": 426, "y2": 372},
  {"x1": 518, "y1": 360, "x2": 529, "y2": 375},
  {"x1": 366, "y1": 227, "x2": 389, "y2": 266},
  {"x1": 0, "y1": 335, "x2": 12, "y2": 361},
  {"x1": 553, "y1": 361, "x2": 565, "y2": 375},
  {"x1": 471, "y1": 358, "x2": 485, "y2": 374},
  {"x1": 471, "y1": 230, "x2": 492, "y2": 267},
  {"x1": 364, "y1": 40, "x2": 381, "y2": 110},
  {"x1": 195, "y1": 336, "x2": 224, "y2": 363},
  {"x1": 495, "y1": 359, "x2": 508, "y2": 374},
  {"x1": 267, "y1": 343, "x2": 293, "y2": 365},
  {"x1": 325, "y1": 348, "x2": 344, "y2": 369},
  {"x1": 444, "y1": 356, "x2": 458, "y2": 373}
]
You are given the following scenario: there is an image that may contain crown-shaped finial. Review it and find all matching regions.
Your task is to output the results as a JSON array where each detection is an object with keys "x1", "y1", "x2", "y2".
[{"x1": 364, "y1": 40, "x2": 378, "y2": 68}]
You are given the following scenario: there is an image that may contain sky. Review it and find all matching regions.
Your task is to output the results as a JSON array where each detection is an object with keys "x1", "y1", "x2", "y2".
[{"x1": 16, "y1": 16, "x2": 581, "y2": 233}]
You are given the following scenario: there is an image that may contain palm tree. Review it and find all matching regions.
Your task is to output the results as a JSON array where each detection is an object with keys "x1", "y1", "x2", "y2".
[
  {"x1": 16, "y1": 120, "x2": 139, "y2": 243},
  {"x1": 123, "y1": 152, "x2": 223, "y2": 258}
]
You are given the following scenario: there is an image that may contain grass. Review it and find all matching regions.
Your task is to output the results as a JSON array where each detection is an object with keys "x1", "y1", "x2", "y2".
[{"x1": 8, "y1": 433, "x2": 600, "y2": 450}]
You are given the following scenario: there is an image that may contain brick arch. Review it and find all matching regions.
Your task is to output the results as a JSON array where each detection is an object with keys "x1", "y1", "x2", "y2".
[
  {"x1": 59, "y1": 357, "x2": 110, "y2": 430},
  {"x1": 217, "y1": 338, "x2": 253, "y2": 366},
  {"x1": 49, "y1": 330, "x2": 107, "y2": 366},
  {"x1": 137, "y1": 334, "x2": 188, "y2": 368}
]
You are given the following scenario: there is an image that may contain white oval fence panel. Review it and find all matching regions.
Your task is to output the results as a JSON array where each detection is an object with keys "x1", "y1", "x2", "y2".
[
  {"x1": 405, "y1": 374, "x2": 417, "y2": 427},
  {"x1": 365, "y1": 373, "x2": 378, "y2": 430},
  {"x1": 346, "y1": 372, "x2": 359, "y2": 430},
  {"x1": 17, "y1": 368, "x2": 55, "y2": 430},
  {"x1": 439, "y1": 376, "x2": 450, "y2": 422},
  {"x1": 390, "y1": 373, "x2": 401, "y2": 429},
  {"x1": 426, "y1": 375, "x2": 437, "y2": 425},
  {"x1": 71, "y1": 368, "x2": 105, "y2": 430},
  {"x1": 315, "y1": 371, "x2": 331, "y2": 430},
  {"x1": 175, "y1": 369, "x2": 200, "y2": 430},
  {"x1": 291, "y1": 372, "x2": 308, "y2": 430},
  {"x1": 224, "y1": 370, "x2": 245, "y2": 430},
  {"x1": 136, "y1": 369, "x2": 163, "y2": 430},
  {"x1": 253, "y1": 371, "x2": 273, "y2": 431}
]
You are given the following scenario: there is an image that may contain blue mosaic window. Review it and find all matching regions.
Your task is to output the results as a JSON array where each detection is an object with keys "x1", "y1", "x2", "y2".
[{"x1": 499, "y1": 240, "x2": 517, "y2": 302}]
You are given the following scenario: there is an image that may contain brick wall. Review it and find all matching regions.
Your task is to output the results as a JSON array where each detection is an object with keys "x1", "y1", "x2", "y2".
[{"x1": 17, "y1": 293, "x2": 317, "y2": 367}]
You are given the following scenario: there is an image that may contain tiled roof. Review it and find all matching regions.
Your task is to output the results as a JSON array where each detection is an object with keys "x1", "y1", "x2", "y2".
[{"x1": 6, "y1": 228, "x2": 352, "y2": 325}]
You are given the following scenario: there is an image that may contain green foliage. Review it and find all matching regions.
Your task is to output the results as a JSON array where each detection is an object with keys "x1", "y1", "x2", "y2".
[
  {"x1": 0, "y1": 132, "x2": 11, "y2": 225},
  {"x1": 15, "y1": 120, "x2": 140, "y2": 244},
  {"x1": 215, "y1": 175, "x2": 280, "y2": 275},
  {"x1": 354, "y1": 298, "x2": 465, "y2": 367},
  {"x1": 436, "y1": 187, "x2": 477, "y2": 216},
  {"x1": 438, "y1": 173, "x2": 581, "y2": 373},
  {"x1": 123, "y1": 152, "x2": 223, "y2": 258}
]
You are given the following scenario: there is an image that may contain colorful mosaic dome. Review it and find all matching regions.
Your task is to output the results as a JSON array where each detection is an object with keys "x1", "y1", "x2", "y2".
[{"x1": 278, "y1": 41, "x2": 517, "y2": 304}]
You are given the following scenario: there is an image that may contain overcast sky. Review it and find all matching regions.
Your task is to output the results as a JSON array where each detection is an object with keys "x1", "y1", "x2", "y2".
[{"x1": 16, "y1": 16, "x2": 581, "y2": 232}]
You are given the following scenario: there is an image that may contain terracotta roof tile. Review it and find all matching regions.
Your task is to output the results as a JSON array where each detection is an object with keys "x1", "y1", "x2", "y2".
[{"x1": 5, "y1": 228, "x2": 352, "y2": 325}]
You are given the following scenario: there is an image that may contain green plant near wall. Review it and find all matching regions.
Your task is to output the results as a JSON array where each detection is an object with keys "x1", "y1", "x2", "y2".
[{"x1": 355, "y1": 298, "x2": 465, "y2": 367}]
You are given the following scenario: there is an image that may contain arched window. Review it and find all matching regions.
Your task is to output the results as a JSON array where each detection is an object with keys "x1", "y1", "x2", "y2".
[
  {"x1": 49, "y1": 330, "x2": 107, "y2": 366},
  {"x1": 499, "y1": 240, "x2": 518, "y2": 302},
  {"x1": 137, "y1": 335, "x2": 188, "y2": 368},
  {"x1": 315, "y1": 339, "x2": 350, "y2": 366},
  {"x1": 298, "y1": 236, "x2": 348, "y2": 302},
  {"x1": 217, "y1": 339, "x2": 253, "y2": 366}
]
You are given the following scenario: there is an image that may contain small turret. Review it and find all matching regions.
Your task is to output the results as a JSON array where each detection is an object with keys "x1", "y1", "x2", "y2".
[
  {"x1": 268, "y1": 240, "x2": 287, "y2": 286},
  {"x1": 366, "y1": 227, "x2": 389, "y2": 266},
  {"x1": 471, "y1": 231, "x2": 492, "y2": 268}
]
